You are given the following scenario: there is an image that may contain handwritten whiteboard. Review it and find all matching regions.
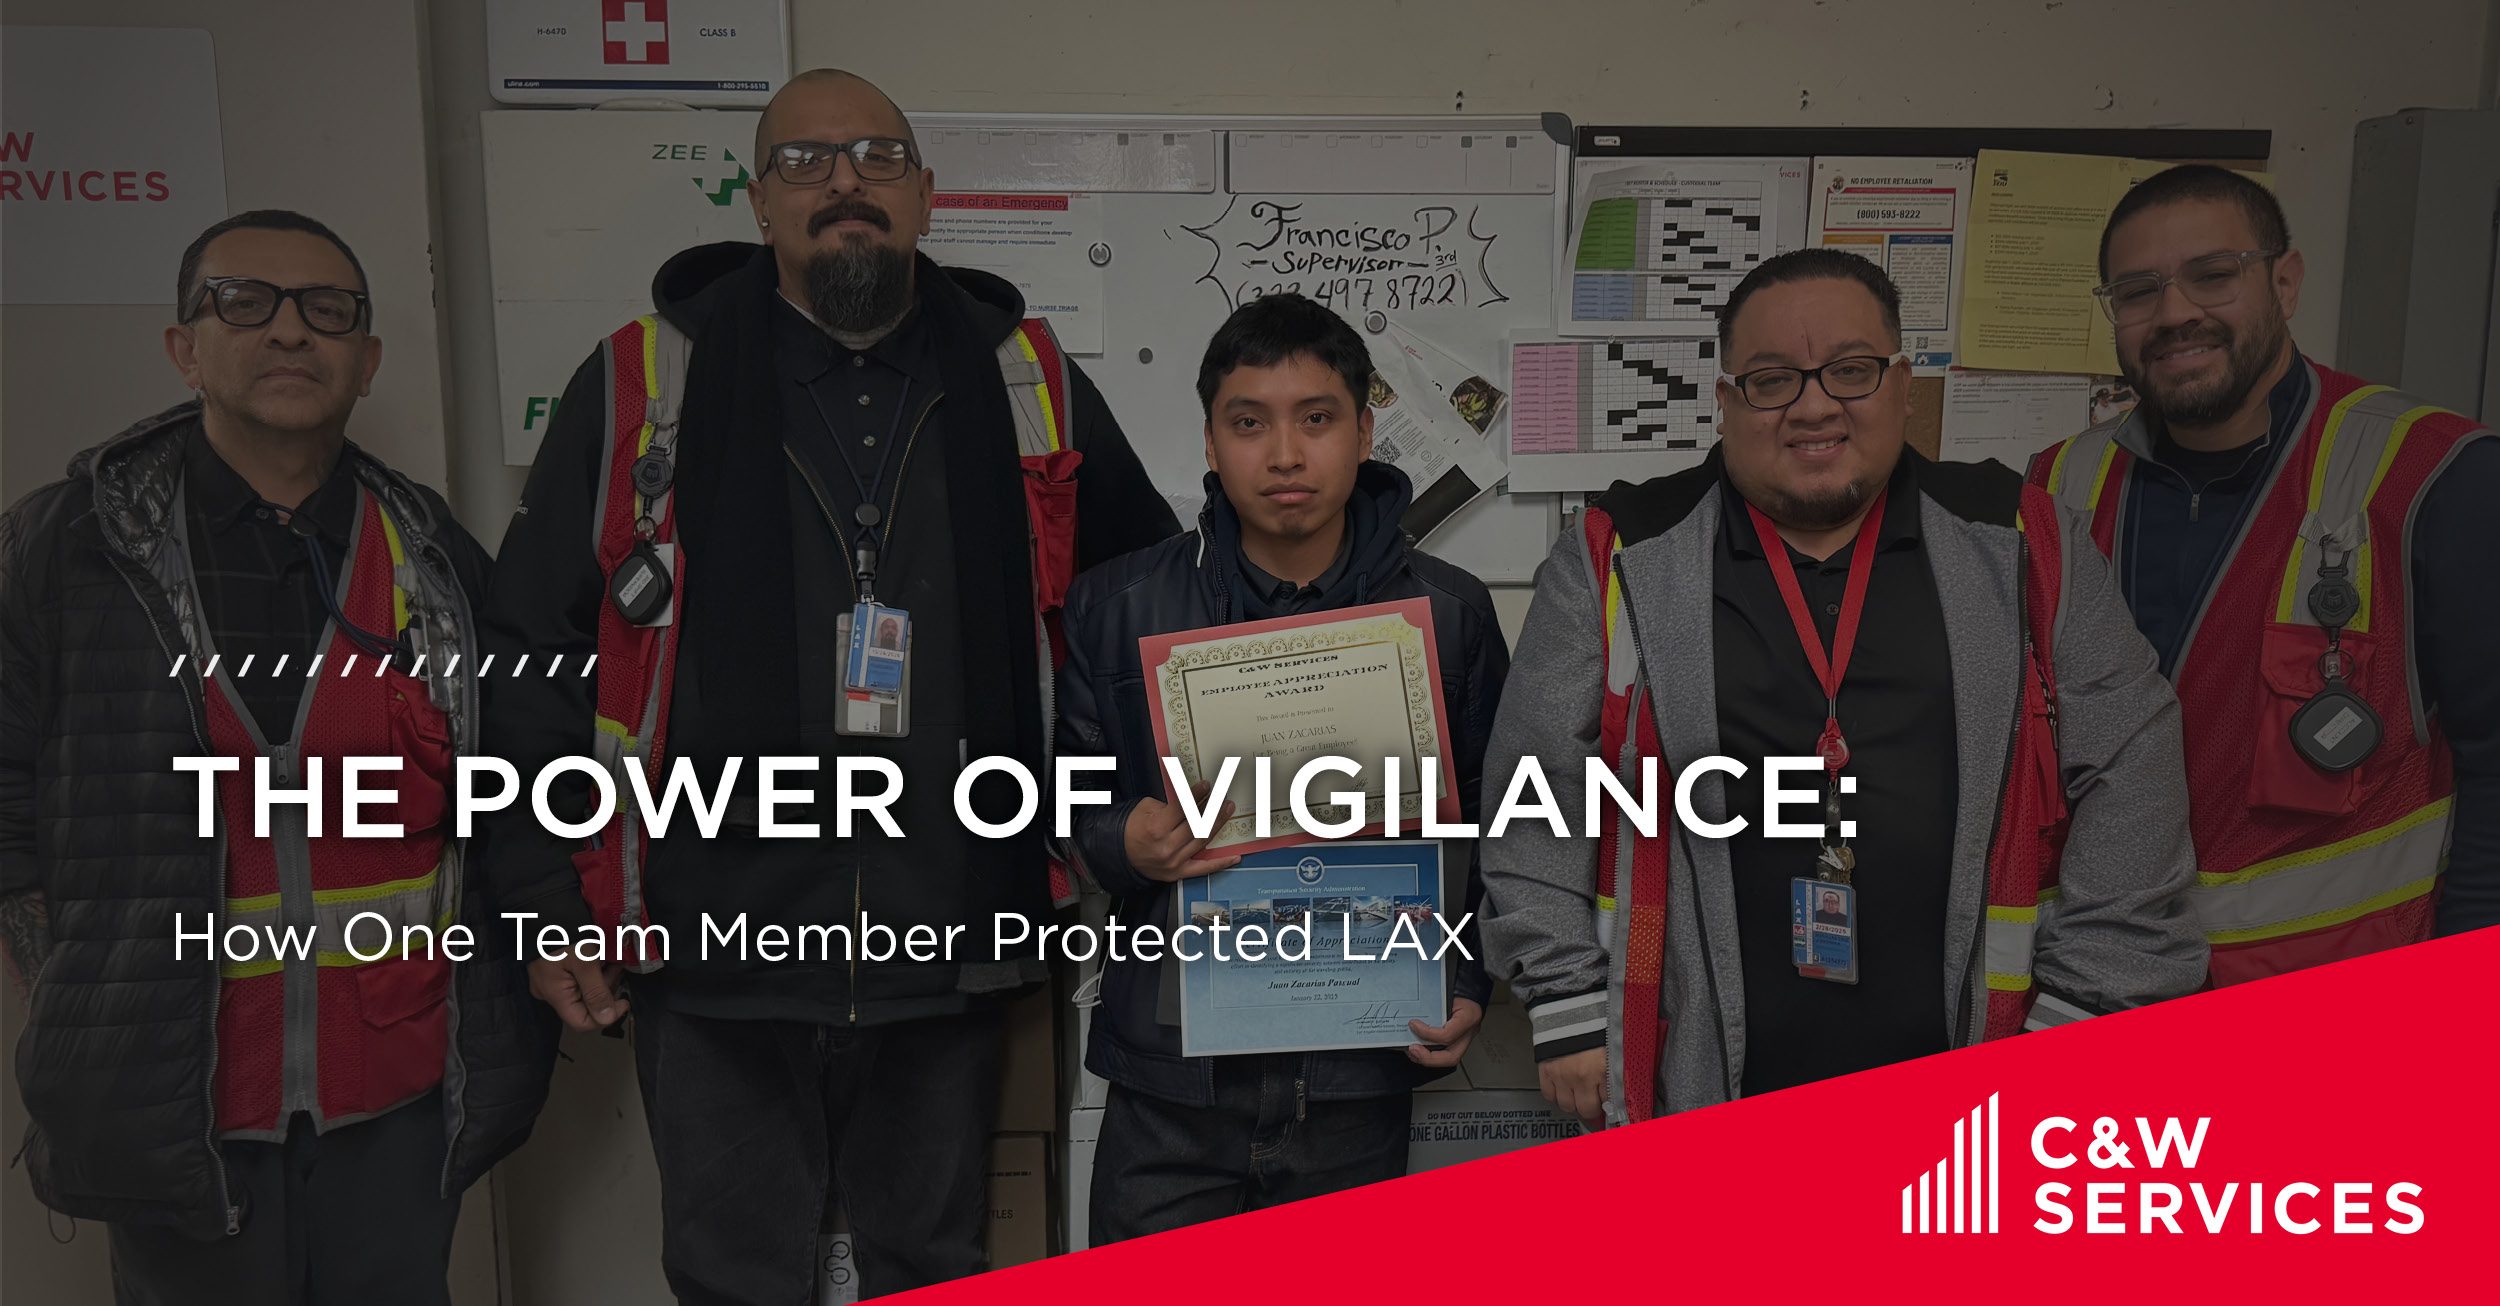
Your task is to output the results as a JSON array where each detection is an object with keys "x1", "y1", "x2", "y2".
[{"x1": 480, "y1": 110, "x2": 1572, "y2": 581}]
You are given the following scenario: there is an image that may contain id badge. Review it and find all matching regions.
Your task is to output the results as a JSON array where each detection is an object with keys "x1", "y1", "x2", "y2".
[
  {"x1": 1791, "y1": 877, "x2": 1859, "y2": 984},
  {"x1": 834, "y1": 608, "x2": 911, "y2": 737}
]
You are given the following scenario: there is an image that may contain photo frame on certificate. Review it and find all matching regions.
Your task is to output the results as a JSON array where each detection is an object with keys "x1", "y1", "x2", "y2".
[
  {"x1": 1139, "y1": 597, "x2": 1459, "y2": 857},
  {"x1": 1176, "y1": 840, "x2": 1452, "y2": 1057}
]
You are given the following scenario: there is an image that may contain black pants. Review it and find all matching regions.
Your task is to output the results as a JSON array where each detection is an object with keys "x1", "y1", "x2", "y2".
[
  {"x1": 1089, "y1": 1054, "x2": 1411, "y2": 1243},
  {"x1": 107, "y1": 1092, "x2": 460, "y2": 1306},
  {"x1": 632, "y1": 1001, "x2": 1006, "y2": 1304}
]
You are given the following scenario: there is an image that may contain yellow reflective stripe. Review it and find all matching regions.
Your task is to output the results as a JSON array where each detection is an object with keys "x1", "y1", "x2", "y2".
[
  {"x1": 226, "y1": 891, "x2": 281, "y2": 915},
  {"x1": 377, "y1": 504, "x2": 411, "y2": 633},
  {"x1": 218, "y1": 906, "x2": 458, "y2": 978},
  {"x1": 2206, "y1": 874, "x2": 2439, "y2": 946},
  {"x1": 594, "y1": 715, "x2": 635, "y2": 742},
  {"x1": 634, "y1": 314, "x2": 661, "y2": 461},
  {"x1": 309, "y1": 870, "x2": 439, "y2": 907},
  {"x1": 2197, "y1": 798, "x2": 2451, "y2": 887},
  {"x1": 1985, "y1": 972, "x2": 2035, "y2": 993},
  {"x1": 1014, "y1": 329, "x2": 1062, "y2": 452},
  {"x1": 2043, "y1": 438, "x2": 2079, "y2": 495},
  {"x1": 1600, "y1": 537, "x2": 1623, "y2": 649},
  {"x1": 1982, "y1": 885, "x2": 2060, "y2": 989},
  {"x1": 1597, "y1": 895, "x2": 1617, "y2": 913},
  {"x1": 2084, "y1": 441, "x2": 2122, "y2": 511}
]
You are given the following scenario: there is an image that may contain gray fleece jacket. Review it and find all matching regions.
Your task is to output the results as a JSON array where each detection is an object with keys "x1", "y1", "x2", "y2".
[{"x1": 1480, "y1": 451, "x2": 2206, "y2": 1125}]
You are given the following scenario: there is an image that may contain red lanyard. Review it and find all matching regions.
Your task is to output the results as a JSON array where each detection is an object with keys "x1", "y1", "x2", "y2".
[{"x1": 1745, "y1": 489, "x2": 1888, "y2": 776}]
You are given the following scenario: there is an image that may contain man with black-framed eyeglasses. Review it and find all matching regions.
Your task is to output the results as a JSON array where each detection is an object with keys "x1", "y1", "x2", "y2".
[
  {"x1": 2030, "y1": 164, "x2": 2500, "y2": 982},
  {"x1": 1483, "y1": 248, "x2": 2202, "y2": 1128},
  {"x1": 482, "y1": 68, "x2": 1178, "y2": 1300},
  {"x1": 0, "y1": 210, "x2": 550, "y2": 1304}
]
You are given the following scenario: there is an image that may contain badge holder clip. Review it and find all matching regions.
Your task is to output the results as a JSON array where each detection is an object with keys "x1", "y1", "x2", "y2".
[{"x1": 2287, "y1": 542, "x2": 2381, "y2": 773}]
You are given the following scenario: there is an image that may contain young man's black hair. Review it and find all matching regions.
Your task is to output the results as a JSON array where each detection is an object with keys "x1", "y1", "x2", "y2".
[
  {"x1": 2097, "y1": 164, "x2": 2289, "y2": 278},
  {"x1": 175, "y1": 209, "x2": 371, "y2": 318},
  {"x1": 1714, "y1": 247, "x2": 1904, "y2": 354},
  {"x1": 1195, "y1": 292, "x2": 1374, "y2": 418}
]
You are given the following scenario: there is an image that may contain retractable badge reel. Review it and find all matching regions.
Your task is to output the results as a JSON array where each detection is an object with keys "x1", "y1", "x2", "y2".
[
  {"x1": 2287, "y1": 541, "x2": 2381, "y2": 773},
  {"x1": 608, "y1": 445, "x2": 678, "y2": 626}
]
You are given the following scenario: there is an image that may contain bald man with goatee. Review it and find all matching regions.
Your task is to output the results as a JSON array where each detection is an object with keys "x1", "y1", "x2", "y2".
[{"x1": 482, "y1": 70, "x2": 1178, "y2": 1300}]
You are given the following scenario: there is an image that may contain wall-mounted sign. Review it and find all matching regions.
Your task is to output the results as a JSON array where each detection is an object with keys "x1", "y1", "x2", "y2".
[{"x1": 487, "y1": 0, "x2": 790, "y2": 107}]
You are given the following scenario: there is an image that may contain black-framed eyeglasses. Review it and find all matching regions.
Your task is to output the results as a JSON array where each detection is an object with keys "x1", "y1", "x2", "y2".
[
  {"x1": 763, "y1": 137, "x2": 920, "y2": 186},
  {"x1": 1725, "y1": 354, "x2": 1902, "y2": 410},
  {"x1": 2092, "y1": 249, "x2": 2280, "y2": 325},
  {"x1": 182, "y1": 277, "x2": 369, "y2": 336}
]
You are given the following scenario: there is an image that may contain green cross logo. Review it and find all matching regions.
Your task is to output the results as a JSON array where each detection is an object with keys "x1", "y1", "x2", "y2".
[{"x1": 694, "y1": 151, "x2": 751, "y2": 206}]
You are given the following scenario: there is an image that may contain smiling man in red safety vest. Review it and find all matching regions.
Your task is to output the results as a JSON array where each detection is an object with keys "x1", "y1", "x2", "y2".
[{"x1": 2029, "y1": 166, "x2": 2499, "y2": 984}]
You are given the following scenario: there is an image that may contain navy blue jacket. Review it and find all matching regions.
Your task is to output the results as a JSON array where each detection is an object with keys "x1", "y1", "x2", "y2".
[{"x1": 1057, "y1": 462, "x2": 1508, "y2": 1106}]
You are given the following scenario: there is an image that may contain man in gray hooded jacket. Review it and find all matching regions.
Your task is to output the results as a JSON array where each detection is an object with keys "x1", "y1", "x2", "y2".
[{"x1": 1482, "y1": 250, "x2": 2206, "y2": 1128}]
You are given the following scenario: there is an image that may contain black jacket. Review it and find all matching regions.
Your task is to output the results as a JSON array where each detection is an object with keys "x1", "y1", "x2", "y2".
[
  {"x1": 1057, "y1": 463, "x2": 1507, "y2": 1106},
  {"x1": 481, "y1": 243, "x2": 1181, "y2": 1023},
  {"x1": 0, "y1": 405, "x2": 554, "y2": 1237}
]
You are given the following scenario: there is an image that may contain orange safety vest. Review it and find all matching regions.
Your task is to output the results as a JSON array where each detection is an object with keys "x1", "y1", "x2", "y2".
[
  {"x1": 1579, "y1": 481, "x2": 2070, "y2": 1122},
  {"x1": 579, "y1": 313, "x2": 1085, "y2": 968},
  {"x1": 2029, "y1": 359, "x2": 2493, "y2": 985},
  {"x1": 198, "y1": 490, "x2": 458, "y2": 1136}
]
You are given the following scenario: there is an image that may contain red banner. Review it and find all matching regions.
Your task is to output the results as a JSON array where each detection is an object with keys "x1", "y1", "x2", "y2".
[{"x1": 910, "y1": 929, "x2": 2500, "y2": 1302}]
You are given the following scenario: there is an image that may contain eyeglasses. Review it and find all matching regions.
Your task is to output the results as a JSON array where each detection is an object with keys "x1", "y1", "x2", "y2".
[
  {"x1": 763, "y1": 137, "x2": 920, "y2": 186},
  {"x1": 2091, "y1": 249, "x2": 2279, "y2": 325},
  {"x1": 183, "y1": 277, "x2": 369, "y2": 336},
  {"x1": 1725, "y1": 355, "x2": 1902, "y2": 410}
]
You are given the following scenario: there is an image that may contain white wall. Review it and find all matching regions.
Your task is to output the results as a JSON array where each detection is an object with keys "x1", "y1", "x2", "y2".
[{"x1": 0, "y1": 2, "x2": 452, "y2": 507}]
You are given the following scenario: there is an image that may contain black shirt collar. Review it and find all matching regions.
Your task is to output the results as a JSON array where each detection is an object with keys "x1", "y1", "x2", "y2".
[
  {"x1": 182, "y1": 425, "x2": 360, "y2": 546},
  {"x1": 1721, "y1": 446, "x2": 1926, "y2": 563},
  {"x1": 1237, "y1": 515, "x2": 1355, "y2": 607},
  {"x1": 773, "y1": 292, "x2": 942, "y2": 388}
]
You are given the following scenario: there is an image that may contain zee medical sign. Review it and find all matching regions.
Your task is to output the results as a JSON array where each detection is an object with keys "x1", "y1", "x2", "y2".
[
  {"x1": 487, "y1": 0, "x2": 790, "y2": 106},
  {"x1": 0, "y1": 27, "x2": 228, "y2": 306}
]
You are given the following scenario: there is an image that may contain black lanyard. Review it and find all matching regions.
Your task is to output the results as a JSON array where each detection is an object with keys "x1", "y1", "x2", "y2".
[{"x1": 804, "y1": 371, "x2": 913, "y2": 555}]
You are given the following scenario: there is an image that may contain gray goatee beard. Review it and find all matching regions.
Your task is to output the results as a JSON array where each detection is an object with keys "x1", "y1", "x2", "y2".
[{"x1": 805, "y1": 242, "x2": 914, "y2": 336}]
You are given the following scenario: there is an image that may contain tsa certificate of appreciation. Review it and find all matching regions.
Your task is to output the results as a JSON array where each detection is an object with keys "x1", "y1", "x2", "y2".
[{"x1": 1176, "y1": 840, "x2": 1450, "y2": 1058}]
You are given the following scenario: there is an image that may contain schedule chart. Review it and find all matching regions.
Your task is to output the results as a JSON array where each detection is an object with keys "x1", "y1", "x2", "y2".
[
  {"x1": 1569, "y1": 188, "x2": 1768, "y2": 324},
  {"x1": 1509, "y1": 336, "x2": 1722, "y2": 484}
]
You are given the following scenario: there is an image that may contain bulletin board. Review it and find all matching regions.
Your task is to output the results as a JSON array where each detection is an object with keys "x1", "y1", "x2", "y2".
[
  {"x1": 1564, "y1": 126, "x2": 2273, "y2": 472},
  {"x1": 480, "y1": 108, "x2": 1575, "y2": 581}
]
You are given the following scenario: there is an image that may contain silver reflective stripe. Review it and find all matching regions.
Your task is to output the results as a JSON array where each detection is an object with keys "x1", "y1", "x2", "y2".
[
  {"x1": 1529, "y1": 991, "x2": 1608, "y2": 1045},
  {"x1": 996, "y1": 328, "x2": 1057, "y2": 457},
  {"x1": 2024, "y1": 991, "x2": 2095, "y2": 1030},
  {"x1": 221, "y1": 869, "x2": 449, "y2": 966},
  {"x1": 2190, "y1": 800, "x2": 2452, "y2": 942},
  {"x1": 1983, "y1": 914, "x2": 2036, "y2": 985}
]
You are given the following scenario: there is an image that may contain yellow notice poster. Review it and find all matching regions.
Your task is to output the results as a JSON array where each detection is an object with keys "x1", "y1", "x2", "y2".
[{"x1": 1959, "y1": 150, "x2": 2169, "y2": 374}]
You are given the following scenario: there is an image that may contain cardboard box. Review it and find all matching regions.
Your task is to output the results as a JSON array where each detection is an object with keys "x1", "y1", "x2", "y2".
[
  {"x1": 994, "y1": 985, "x2": 1058, "y2": 1134},
  {"x1": 1407, "y1": 1089, "x2": 1585, "y2": 1172},
  {"x1": 986, "y1": 1133, "x2": 1051, "y2": 1270},
  {"x1": 1457, "y1": 993, "x2": 1542, "y2": 1091},
  {"x1": 1063, "y1": 1105, "x2": 1103, "y2": 1253}
]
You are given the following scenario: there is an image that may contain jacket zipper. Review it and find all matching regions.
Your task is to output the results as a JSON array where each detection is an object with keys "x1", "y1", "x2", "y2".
[
  {"x1": 784, "y1": 389, "x2": 943, "y2": 1024},
  {"x1": 115, "y1": 560, "x2": 241, "y2": 1236}
]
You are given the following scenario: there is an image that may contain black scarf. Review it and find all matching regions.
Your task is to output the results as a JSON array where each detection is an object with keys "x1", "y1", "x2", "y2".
[{"x1": 669, "y1": 249, "x2": 1043, "y2": 775}]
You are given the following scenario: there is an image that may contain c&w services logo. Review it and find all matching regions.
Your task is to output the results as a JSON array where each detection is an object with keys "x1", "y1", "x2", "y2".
[{"x1": 1902, "y1": 1091, "x2": 2000, "y2": 1233}]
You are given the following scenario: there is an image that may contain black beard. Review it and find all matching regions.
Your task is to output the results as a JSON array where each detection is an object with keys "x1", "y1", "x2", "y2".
[
  {"x1": 2121, "y1": 312, "x2": 2286, "y2": 428},
  {"x1": 1750, "y1": 475, "x2": 1872, "y2": 533},
  {"x1": 804, "y1": 241, "x2": 914, "y2": 334}
]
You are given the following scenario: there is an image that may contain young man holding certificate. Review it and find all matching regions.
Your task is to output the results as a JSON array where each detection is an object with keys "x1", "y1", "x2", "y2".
[
  {"x1": 1483, "y1": 250, "x2": 2208, "y2": 1130},
  {"x1": 1056, "y1": 294, "x2": 1510, "y2": 1240}
]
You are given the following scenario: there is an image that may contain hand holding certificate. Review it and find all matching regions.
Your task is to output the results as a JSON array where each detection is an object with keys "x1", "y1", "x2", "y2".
[{"x1": 1139, "y1": 597, "x2": 1459, "y2": 857}]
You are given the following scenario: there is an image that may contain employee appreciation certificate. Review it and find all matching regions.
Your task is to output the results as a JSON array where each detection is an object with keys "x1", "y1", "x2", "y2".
[
  {"x1": 1177, "y1": 840, "x2": 1450, "y2": 1057},
  {"x1": 1140, "y1": 598, "x2": 1458, "y2": 856}
]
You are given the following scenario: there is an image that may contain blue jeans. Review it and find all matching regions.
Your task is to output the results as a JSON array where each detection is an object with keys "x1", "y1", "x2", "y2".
[
  {"x1": 631, "y1": 999, "x2": 1005, "y2": 1303},
  {"x1": 1089, "y1": 1053, "x2": 1410, "y2": 1242}
]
